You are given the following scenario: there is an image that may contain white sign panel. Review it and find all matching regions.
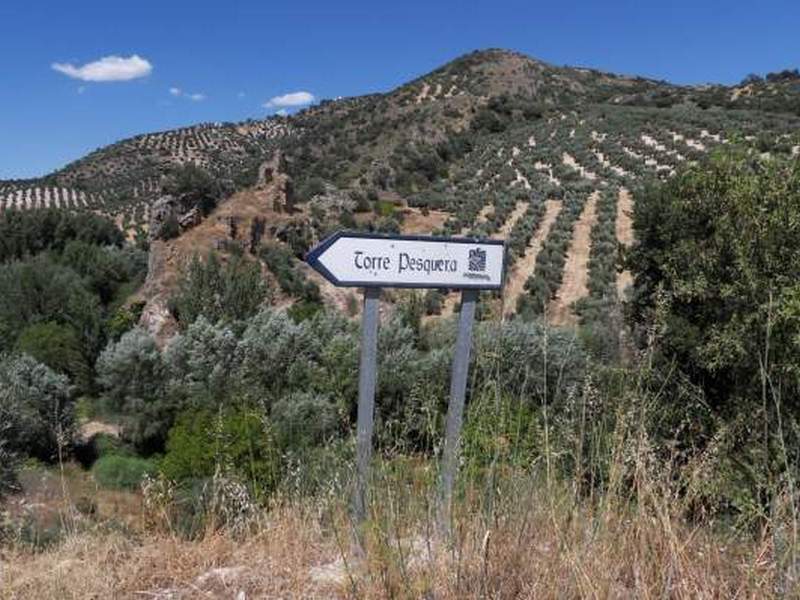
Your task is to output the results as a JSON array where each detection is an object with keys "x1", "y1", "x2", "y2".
[{"x1": 306, "y1": 232, "x2": 506, "y2": 289}]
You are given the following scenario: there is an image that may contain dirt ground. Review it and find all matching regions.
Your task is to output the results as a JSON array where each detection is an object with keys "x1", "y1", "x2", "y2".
[
  {"x1": 502, "y1": 199, "x2": 562, "y2": 318},
  {"x1": 615, "y1": 187, "x2": 634, "y2": 298},
  {"x1": 399, "y1": 207, "x2": 449, "y2": 234},
  {"x1": 548, "y1": 191, "x2": 599, "y2": 326}
]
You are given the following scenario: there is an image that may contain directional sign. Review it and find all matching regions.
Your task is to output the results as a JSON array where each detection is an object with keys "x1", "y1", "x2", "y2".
[
  {"x1": 306, "y1": 230, "x2": 505, "y2": 548},
  {"x1": 306, "y1": 231, "x2": 506, "y2": 290}
]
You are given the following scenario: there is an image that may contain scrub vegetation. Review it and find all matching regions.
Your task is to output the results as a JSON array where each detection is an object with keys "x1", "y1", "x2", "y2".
[{"x1": 2, "y1": 49, "x2": 800, "y2": 597}]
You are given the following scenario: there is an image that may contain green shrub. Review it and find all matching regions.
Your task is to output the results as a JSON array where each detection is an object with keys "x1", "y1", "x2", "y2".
[
  {"x1": 271, "y1": 392, "x2": 338, "y2": 450},
  {"x1": 163, "y1": 164, "x2": 223, "y2": 216},
  {"x1": 92, "y1": 454, "x2": 156, "y2": 490},
  {"x1": 0, "y1": 354, "x2": 73, "y2": 462},
  {"x1": 15, "y1": 321, "x2": 90, "y2": 390},
  {"x1": 160, "y1": 408, "x2": 280, "y2": 499},
  {"x1": 169, "y1": 252, "x2": 269, "y2": 328}
]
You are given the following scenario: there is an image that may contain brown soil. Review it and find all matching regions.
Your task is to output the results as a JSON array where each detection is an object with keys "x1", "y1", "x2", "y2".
[
  {"x1": 549, "y1": 191, "x2": 599, "y2": 326},
  {"x1": 493, "y1": 201, "x2": 529, "y2": 240},
  {"x1": 136, "y1": 174, "x2": 300, "y2": 346},
  {"x1": 615, "y1": 187, "x2": 634, "y2": 298},
  {"x1": 400, "y1": 207, "x2": 449, "y2": 234},
  {"x1": 458, "y1": 203, "x2": 494, "y2": 235},
  {"x1": 78, "y1": 421, "x2": 121, "y2": 442},
  {"x1": 503, "y1": 199, "x2": 562, "y2": 317},
  {"x1": 435, "y1": 201, "x2": 527, "y2": 319}
]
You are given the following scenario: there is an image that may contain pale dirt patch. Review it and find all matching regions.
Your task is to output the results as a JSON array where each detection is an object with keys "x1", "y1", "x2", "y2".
[
  {"x1": 646, "y1": 137, "x2": 686, "y2": 161},
  {"x1": 549, "y1": 191, "x2": 599, "y2": 326},
  {"x1": 641, "y1": 134, "x2": 667, "y2": 153},
  {"x1": 685, "y1": 138, "x2": 706, "y2": 151},
  {"x1": 534, "y1": 161, "x2": 560, "y2": 186},
  {"x1": 400, "y1": 207, "x2": 449, "y2": 235},
  {"x1": 493, "y1": 201, "x2": 530, "y2": 240},
  {"x1": 503, "y1": 200, "x2": 562, "y2": 317},
  {"x1": 616, "y1": 188, "x2": 634, "y2": 298},
  {"x1": 731, "y1": 84, "x2": 753, "y2": 101},
  {"x1": 79, "y1": 421, "x2": 121, "y2": 442},
  {"x1": 415, "y1": 82, "x2": 430, "y2": 103},
  {"x1": 595, "y1": 151, "x2": 629, "y2": 177},
  {"x1": 563, "y1": 152, "x2": 597, "y2": 180},
  {"x1": 623, "y1": 146, "x2": 643, "y2": 160},
  {"x1": 513, "y1": 169, "x2": 531, "y2": 190}
]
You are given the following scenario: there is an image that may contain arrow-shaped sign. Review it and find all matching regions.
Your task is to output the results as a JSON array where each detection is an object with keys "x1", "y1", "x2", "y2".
[{"x1": 306, "y1": 231, "x2": 506, "y2": 290}]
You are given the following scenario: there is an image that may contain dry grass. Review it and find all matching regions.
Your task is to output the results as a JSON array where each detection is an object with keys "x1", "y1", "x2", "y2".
[
  {"x1": 1, "y1": 472, "x2": 784, "y2": 599},
  {"x1": 1, "y1": 505, "x2": 336, "y2": 599}
]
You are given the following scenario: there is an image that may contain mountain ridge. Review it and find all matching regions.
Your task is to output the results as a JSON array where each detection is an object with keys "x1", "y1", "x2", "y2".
[{"x1": 1, "y1": 48, "x2": 798, "y2": 266}]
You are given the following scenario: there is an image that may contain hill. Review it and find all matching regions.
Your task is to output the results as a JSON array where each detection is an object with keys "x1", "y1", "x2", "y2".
[{"x1": 2, "y1": 48, "x2": 799, "y2": 329}]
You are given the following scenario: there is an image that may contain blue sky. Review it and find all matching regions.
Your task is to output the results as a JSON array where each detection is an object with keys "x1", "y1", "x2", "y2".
[{"x1": 1, "y1": 0, "x2": 797, "y2": 179}]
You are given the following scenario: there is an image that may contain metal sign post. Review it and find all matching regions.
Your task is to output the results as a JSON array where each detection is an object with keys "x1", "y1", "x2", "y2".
[
  {"x1": 306, "y1": 231, "x2": 505, "y2": 540},
  {"x1": 352, "y1": 286, "x2": 380, "y2": 528},
  {"x1": 437, "y1": 288, "x2": 479, "y2": 536}
]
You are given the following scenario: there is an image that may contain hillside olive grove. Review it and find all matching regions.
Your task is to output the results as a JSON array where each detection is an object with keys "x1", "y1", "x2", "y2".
[{"x1": 0, "y1": 148, "x2": 797, "y2": 593}]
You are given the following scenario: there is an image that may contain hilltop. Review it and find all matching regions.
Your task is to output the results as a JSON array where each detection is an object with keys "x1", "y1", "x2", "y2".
[{"x1": 3, "y1": 49, "x2": 798, "y2": 218}]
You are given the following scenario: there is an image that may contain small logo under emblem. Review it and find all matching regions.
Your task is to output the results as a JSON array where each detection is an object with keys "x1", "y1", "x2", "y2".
[{"x1": 468, "y1": 248, "x2": 487, "y2": 272}]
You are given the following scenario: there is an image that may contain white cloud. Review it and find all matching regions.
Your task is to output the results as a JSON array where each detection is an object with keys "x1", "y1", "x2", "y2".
[
  {"x1": 52, "y1": 54, "x2": 153, "y2": 82},
  {"x1": 263, "y1": 91, "x2": 315, "y2": 109},
  {"x1": 275, "y1": 109, "x2": 289, "y2": 117},
  {"x1": 169, "y1": 87, "x2": 206, "y2": 101}
]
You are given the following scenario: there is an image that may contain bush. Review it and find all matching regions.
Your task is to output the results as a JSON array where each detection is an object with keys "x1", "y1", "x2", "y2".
[
  {"x1": 163, "y1": 164, "x2": 223, "y2": 216},
  {"x1": 626, "y1": 147, "x2": 800, "y2": 508},
  {"x1": 627, "y1": 148, "x2": 800, "y2": 414},
  {"x1": 0, "y1": 354, "x2": 74, "y2": 462},
  {"x1": 0, "y1": 254, "x2": 104, "y2": 359},
  {"x1": 15, "y1": 322, "x2": 91, "y2": 391},
  {"x1": 0, "y1": 209, "x2": 123, "y2": 264},
  {"x1": 169, "y1": 252, "x2": 269, "y2": 328},
  {"x1": 271, "y1": 392, "x2": 338, "y2": 449},
  {"x1": 160, "y1": 407, "x2": 280, "y2": 499},
  {"x1": 258, "y1": 243, "x2": 319, "y2": 302},
  {"x1": 96, "y1": 328, "x2": 169, "y2": 452},
  {"x1": 93, "y1": 454, "x2": 156, "y2": 490}
]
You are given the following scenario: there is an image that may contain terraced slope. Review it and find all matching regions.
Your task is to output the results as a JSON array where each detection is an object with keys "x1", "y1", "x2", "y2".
[{"x1": 3, "y1": 48, "x2": 799, "y2": 326}]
